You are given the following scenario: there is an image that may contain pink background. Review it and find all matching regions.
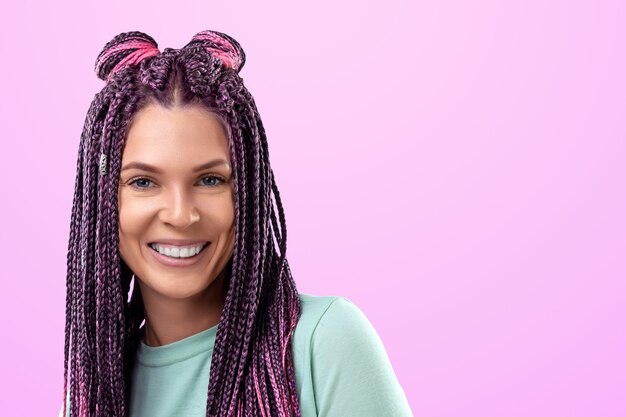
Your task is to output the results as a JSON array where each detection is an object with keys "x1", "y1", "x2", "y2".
[{"x1": 1, "y1": 0, "x2": 624, "y2": 415}]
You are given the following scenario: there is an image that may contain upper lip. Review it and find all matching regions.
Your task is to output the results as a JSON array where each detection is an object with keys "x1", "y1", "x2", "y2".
[{"x1": 149, "y1": 239, "x2": 209, "y2": 246}]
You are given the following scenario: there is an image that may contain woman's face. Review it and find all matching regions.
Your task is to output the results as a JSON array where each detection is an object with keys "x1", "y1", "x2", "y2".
[{"x1": 118, "y1": 103, "x2": 235, "y2": 301}]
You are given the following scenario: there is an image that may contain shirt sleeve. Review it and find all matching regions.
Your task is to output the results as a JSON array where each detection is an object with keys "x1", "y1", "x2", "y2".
[{"x1": 310, "y1": 297, "x2": 414, "y2": 417}]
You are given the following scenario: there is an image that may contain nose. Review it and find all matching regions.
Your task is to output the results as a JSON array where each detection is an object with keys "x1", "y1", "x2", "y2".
[{"x1": 158, "y1": 187, "x2": 200, "y2": 229}]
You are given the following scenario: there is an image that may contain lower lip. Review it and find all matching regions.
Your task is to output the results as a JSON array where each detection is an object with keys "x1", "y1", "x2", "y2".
[{"x1": 148, "y1": 243, "x2": 210, "y2": 267}]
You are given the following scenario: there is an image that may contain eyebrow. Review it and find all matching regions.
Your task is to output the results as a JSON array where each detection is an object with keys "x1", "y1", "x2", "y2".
[{"x1": 120, "y1": 159, "x2": 230, "y2": 174}]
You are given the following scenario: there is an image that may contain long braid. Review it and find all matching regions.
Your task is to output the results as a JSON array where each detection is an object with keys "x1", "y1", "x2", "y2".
[
  {"x1": 62, "y1": 30, "x2": 302, "y2": 417},
  {"x1": 62, "y1": 107, "x2": 86, "y2": 417},
  {"x1": 96, "y1": 76, "x2": 143, "y2": 415},
  {"x1": 105, "y1": 85, "x2": 145, "y2": 412}
]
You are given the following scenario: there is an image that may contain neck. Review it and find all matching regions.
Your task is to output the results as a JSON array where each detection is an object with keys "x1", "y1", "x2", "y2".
[{"x1": 139, "y1": 269, "x2": 227, "y2": 347}]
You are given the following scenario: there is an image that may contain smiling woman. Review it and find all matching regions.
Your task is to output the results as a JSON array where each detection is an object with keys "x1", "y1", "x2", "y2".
[
  {"x1": 118, "y1": 104, "x2": 236, "y2": 346},
  {"x1": 59, "y1": 30, "x2": 413, "y2": 417}
]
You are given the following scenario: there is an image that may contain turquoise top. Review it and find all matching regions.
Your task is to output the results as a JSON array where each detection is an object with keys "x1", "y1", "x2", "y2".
[{"x1": 60, "y1": 294, "x2": 413, "y2": 416}]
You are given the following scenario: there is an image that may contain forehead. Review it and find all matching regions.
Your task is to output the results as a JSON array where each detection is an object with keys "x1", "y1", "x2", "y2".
[{"x1": 123, "y1": 103, "x2": 230, "y2": 164}]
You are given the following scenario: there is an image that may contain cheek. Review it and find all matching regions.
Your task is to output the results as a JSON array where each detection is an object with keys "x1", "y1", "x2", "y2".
[
  {"x1": 118, "y1": 193, "x2": 153, "y2": 251},
  {"x1": 203, "y1": 193, "x2": 235, "y2": 233},
  {"x1": 117, "y1": 189, "x2": 235, "y2": 240}
]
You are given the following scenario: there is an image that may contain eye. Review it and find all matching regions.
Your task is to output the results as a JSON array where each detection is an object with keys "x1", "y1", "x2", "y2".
[
  {"x1": 128, "y1": 177, "x2": 153, "y2": 189},
  {"x1": 125, "y1": 175, "x2": 225, "y2": 191},
  {"x1": 199, "y1": 175, "x2": 225, "y2": 187}
]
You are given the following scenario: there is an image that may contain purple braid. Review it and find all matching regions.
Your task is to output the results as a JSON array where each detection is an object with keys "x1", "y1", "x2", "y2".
[{"x1": 62, "y1": 30, "x2": 302, "y2": 417}]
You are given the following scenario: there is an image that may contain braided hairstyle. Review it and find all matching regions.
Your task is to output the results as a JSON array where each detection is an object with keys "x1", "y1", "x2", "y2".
[{"x1": 62, "y1": 30, "x2": 301, "y2": 417}]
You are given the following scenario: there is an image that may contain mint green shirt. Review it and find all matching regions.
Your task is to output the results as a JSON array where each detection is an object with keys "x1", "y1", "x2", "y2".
[{"x1": 60, "y1": 294, "x2": 413, "y2": 416}]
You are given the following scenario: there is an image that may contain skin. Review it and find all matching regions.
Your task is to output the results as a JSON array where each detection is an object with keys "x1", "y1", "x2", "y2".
[{"x1": 118, "y1": 103, "x2": 235, "y2": 347}]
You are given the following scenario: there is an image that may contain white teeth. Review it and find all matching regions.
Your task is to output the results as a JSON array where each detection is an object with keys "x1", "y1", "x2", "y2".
[{"x1": 150, "y1": 243, "x2": 205, "y2": 259}]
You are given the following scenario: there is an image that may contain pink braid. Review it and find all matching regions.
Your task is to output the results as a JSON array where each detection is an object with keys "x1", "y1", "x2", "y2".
[{"x1": 190, "y1": 30, "x2": 243, "y2": 70}]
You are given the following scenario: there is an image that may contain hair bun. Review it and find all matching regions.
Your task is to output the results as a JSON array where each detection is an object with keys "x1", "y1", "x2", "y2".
[
  {"x1": 184, "y1": 30, "x2": 246, "y2": 73},
  {"x1": 95, "y1": 31, "x2": 160, "y2": 82}
]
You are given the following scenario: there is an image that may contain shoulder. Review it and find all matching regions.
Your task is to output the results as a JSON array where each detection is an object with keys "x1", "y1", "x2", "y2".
[
  {"x1": 294, "y1": 293, "x2": 391, "y2": 373},
  {"x1": 295, "y1": 293, "x2": 372, "y2": 346},
  {"x1": 295, "y1": 293, "x2": 386, "y2": 362},
  {"x1": 293, "y1": 294, "x2": 414, "y2": 416},
  {"x1": 298, "y1": 292, "x2": 372, "y2": 330},
  {"x1": 297, "y1": 293, "x2": 361, "y2": 322}
]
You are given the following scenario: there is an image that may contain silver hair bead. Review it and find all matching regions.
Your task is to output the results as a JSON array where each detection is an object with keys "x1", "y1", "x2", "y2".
[
  {"x1": 81, "y1": 249, "x2": 85, "y2": 270},
  {"x1": 99, "y1": 153, "x2": 108, "y2": 175}
]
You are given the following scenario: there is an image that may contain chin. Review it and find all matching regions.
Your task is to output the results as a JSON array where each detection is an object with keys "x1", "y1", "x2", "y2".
[{"x1": 147, "y1": 277, "x2": 215, "y2": 300}]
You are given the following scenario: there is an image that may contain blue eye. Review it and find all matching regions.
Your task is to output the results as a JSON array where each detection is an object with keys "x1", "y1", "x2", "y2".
[
  {"x1": 200, "y1": 176, "x2": 224, "y2": 187},
  {"x1": 129, "y1": 177, "x2": 153, "y2": 189},
  {"x1": 126, "y1": 175, "x2": 225, "y2": 191}
]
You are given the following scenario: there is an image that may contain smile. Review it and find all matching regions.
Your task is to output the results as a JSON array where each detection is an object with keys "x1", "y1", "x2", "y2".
[
  {"x1": 148, "y1": 242, "x2": 211, "y2": 267},
  {"x1": 149, "y1": 242, "x2": 209, "y2": 259}
]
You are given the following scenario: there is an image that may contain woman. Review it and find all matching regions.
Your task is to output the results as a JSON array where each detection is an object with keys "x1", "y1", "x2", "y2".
[{"x1": 60, "y1": 30, "x2": 413, "y2": 417}]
